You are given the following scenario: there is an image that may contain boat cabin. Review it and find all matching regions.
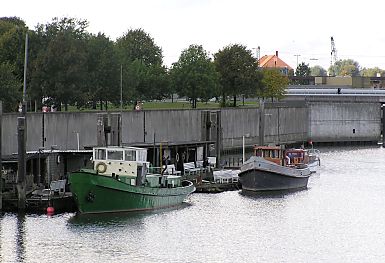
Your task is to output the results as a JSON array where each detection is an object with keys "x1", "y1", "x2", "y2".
[
  {"x1": 253, "y1": 145, "x2": 309, "y2": 166},
  {"x1": 92, "y1": 146, "x2": 182, "y2": 188},
  {"x1": 254, "y1": 146, "x2": 284, "y2": 165},
  {"x1": 285, "y1": 149, "x2": 309, "y2": 166},
  {"x1": 93, "y1": 146, "x2": 149, "y2": 177}
]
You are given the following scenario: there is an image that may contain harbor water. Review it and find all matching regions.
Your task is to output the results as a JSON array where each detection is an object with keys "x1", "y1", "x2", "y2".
[{"x1": 1, "y1": 146, "x2": 385, "y2": 263}]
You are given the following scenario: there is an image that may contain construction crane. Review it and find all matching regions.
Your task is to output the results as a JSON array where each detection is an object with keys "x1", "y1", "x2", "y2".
[
  {"x1": 330, "y1": 36, "x2": 338, "y2": 67},
  {"x1": 256, "y1": 46, "x2": 260, "y2": 62}
]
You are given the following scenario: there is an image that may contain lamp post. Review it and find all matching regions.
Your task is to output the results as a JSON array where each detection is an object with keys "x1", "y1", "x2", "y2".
[
  {"x1": 17, "y1": 33, "x2": 29, "y2": 211},
  {"x1": 294, "y1": 54, "x2": 301, "y2": 69}
]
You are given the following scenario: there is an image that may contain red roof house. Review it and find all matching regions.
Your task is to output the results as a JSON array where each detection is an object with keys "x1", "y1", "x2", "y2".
[{"x1": 259, "y1": 51, "x2": 293, "y2": 75}]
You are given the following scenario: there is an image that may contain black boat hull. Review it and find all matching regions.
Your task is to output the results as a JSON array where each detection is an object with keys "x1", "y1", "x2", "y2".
[{"x1": 239, "y1": 168, "x2": 309, "y2": 192}]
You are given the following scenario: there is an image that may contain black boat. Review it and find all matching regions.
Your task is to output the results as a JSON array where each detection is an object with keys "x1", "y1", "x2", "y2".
[{"x1": 238, "y1": 146, "x2": 311, "y2": 192}]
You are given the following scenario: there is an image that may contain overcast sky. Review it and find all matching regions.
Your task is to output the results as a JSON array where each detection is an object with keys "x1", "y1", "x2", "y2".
[{"x1": 3, "y1": 0, "x2": 385, "y2": 70}]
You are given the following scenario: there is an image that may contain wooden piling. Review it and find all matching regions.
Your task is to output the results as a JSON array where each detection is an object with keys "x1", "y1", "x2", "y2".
[{"x1": 17, "y1": 116, "x2": 26, "y2": 211}]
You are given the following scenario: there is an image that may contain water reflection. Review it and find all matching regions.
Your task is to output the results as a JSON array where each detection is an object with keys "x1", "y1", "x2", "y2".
[
  {"x1": 0, "y1": 213, "x2": 2, "y2": 262},
  {"x1": 68, "y1": 211, "x2": 146, "y2": 227},
  {"x1": 240, "y1": 187, "x2": 309, "y2": 199},
  {"x1": 2, "y1": 147, "x2": 385, "y2": 262},
  {"x1": 16, "y1": 213, "x2": 26, "y2": 263},
  {"x1": 67, "y1": 202, "x2": 192, "y2": 229}
]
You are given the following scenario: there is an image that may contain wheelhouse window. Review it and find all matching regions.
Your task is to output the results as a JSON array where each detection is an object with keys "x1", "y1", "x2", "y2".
[
  {"x1": 137, "y1": 150, "x2": 147, "y2": 162},
  {"x1": 271, "y1": 150, "x2": 280, "y2": 158},
  {"x1": 95, "y1": 149, "x2": 106, "y2": 160},
  {"x1": 125, "y1": 150, "x2": 136, "y2": 161},
  {"x1": 107, "y1": 150, "x2": 123, "y2": 160}
]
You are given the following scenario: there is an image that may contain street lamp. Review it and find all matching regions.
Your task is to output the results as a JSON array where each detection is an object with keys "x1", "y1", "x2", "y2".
[{"x1": 294, "y1": 54, "x2": 301, "y2": 68}]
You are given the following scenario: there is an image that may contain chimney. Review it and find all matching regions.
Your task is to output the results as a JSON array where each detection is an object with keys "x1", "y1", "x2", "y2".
[{"x1": 274, "y1": 51, "x2": 278, "y2": 67}]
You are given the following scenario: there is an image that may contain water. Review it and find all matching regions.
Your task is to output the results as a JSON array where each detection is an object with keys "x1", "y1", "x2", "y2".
[{"x1": 1, "y1": 146, "x2": 385, "y2": 263}]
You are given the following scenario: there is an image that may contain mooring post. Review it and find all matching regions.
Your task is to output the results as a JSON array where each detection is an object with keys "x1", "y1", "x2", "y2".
[{"x1": 17, "y1": 116, "x2": 26, "y2": 211}]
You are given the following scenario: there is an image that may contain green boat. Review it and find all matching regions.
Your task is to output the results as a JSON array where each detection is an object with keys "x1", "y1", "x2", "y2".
[{"x1": 69, "y1": 146, "x2": 195, "y2": 214}]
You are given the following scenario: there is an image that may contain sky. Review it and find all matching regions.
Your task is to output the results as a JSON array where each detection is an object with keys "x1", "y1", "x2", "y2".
[{"x1": 3, "y1": 0, "x2": 385, "y2": 70}]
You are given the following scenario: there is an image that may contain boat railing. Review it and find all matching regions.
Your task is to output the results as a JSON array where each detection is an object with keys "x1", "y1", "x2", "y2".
[
  {"x1": 148, "y1": 166, "x2": 163, "y2": 174},
  {"x1": 148, "y1": 166, "x2": 181, "y2": 175}
]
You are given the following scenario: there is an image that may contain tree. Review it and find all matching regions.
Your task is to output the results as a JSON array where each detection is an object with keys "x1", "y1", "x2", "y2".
[
  {"x1": 0, "y1": 17, "x2": 27, "y2": 65},
  {"x1": 115, "y1": 28, "x2": 169, "y2": 105},
  {"x1": 0, "y1": 17, "x2": 28, "y2": 85},
  {"x1": 170, "y1": 44, "x2": 219, "y2": 108},
  {"x1": 30, "y1": 17, "x2": 89, "y2": 111},
  {"x1": 296, "y1": 62, "x2": 310, "y2": 76},
  {"x1": 310, "y1": 65, "x2": 327, "y2": 76},
  {"x1": 115, "y1": 28, "x2": 162, "y2": 66},
  {"x1": 86, "y1": 33, "x2": 120, "y2": 110},
  {"x1": 0, "y1": 62, "x2": 21, "y2": 112},
  {"x1": 329, "y1": 59, "x2": 360, "y2": 76},
  {"x1": 214, "y1": 44, "x2": 262, "y2": 107},
  {"x1": 295, "y1": 62, "x2": 311, "y2": 85},
  {"x1": 123, "y1": 59, "x2": 170, "y2": 104},
  {"x1": 142, "y1": 63, "x2": 170, "y2": 101},
  {"x1": 360, "y1": 67, "x2": 385, "y2": 77},
  {"x1": 261, "y1": 69, "x2": 288, "y2": 101}
]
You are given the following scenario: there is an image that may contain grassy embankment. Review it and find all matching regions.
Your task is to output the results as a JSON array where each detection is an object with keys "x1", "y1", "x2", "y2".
[{"x1": 70, "y1": 100, "x2": 259, "y2": 111}]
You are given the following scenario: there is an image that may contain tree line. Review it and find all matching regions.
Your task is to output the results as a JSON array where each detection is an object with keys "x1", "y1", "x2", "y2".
[
  {"x1": 1, "y1": 16, "x2": 382, "y2": 113},
  {"x1": 0, "y1": 16, "x2": 291, "y2": 112},
  {"x1": 292, "y1": 59, "x2": 385, "y2": 85}
]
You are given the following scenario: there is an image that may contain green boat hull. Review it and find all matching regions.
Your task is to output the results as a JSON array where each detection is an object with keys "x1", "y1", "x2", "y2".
[{"x1": 69, "y1": 170, "x2": 195, "y2": 214}]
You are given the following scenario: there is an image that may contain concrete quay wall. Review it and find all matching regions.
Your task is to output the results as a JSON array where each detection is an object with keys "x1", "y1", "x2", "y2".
[
  {"x1": 221, "y1": 104, "x2": 308, "y2": 149},
  {"x1": 309, "y1": 102, "x2": 381, "y2": 143},
  {"x1": 1, "y1": 101, "x2": 381, "y2": 155},
  {"x1": 122, "y1": 110, "x2": 202, "y2": 144}
]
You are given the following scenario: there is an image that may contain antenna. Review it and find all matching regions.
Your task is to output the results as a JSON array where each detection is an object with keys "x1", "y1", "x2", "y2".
[{"x1": 330, "y1": 36, "x2": 338, "y2": 67}]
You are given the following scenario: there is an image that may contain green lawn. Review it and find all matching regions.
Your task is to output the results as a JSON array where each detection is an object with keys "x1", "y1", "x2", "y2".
[
  {"x1": 143, "y1": 101, "x2": 220, "y2": 109},
  {"x1": 69, "y1": 100, "x2": 259, "y2": 112}
]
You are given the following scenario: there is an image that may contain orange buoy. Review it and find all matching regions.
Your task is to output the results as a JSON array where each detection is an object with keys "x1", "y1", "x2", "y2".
[{"x1": 47, "y1": 206, "x2": 55, "y2": 215}]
